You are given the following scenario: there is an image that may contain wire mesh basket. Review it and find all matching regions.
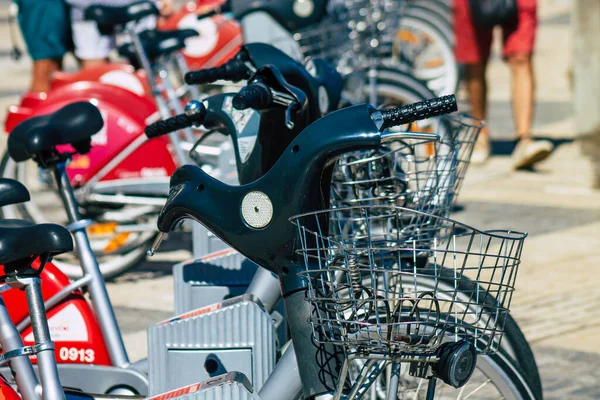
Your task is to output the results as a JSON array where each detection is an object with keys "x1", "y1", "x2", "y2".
[
  {"x1": 291, "y1": 206, "x2": 526, "y2": 358},
  {"x1": 293, "y1": 0, "x2": 400, "y2": 72},
  {"x1": 331, "y1": 113, "x2": 483, "y2": 221}
]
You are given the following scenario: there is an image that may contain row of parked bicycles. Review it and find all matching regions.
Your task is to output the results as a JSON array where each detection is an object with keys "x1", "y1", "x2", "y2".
[{"x1": 0, "y1": 0, "x2": 543, "y2": 399}]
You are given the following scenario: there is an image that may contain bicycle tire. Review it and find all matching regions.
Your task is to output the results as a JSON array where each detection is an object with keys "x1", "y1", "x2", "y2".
[
  {"x1": 394, "y1": 13, "x2": 458, "y2": 95},
  {"x1": 405, "y1": 0, "x2": 452, "y2": 26},
  {"x1": 0, "y1": 152, "x2": 154, "y2": 279},
  {"x1": 352, "y1": 349, "x2": 540, "y2": 399},
  {"x1": 339, "y1": 73, "x2": 542, "y2": 395},
  {"x1": 349, "y1": 268, "x2": 542, "y2": 398},
  {"x1": 404, "y1": 6, "x2": 454, "y2": 43}
]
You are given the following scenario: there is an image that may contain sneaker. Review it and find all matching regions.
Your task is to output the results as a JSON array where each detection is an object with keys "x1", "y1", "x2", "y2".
[
  {"x1": 470, "y1": 134, "x2": 491, "y2": 164},
  {"x1": 512, "y1": 139, "x2": 554, "y2": 170}
]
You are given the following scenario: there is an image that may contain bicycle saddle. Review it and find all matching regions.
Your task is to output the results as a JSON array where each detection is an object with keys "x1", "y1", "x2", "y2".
[
  {"x1": 118, "y1": 29, "x2": 199, "y2": 67},
  {"x1": 0, "y1": 220, "x2": 73, "y2": 278},
  {"x1": 85, "y1": 1, "x2": 159, "y2": 35},
  {"x1": 0, "y1": 179, "x2": 30, "y2": 208},
  {"x1": 8, "y1": 102, "x2": 104, "y2": 163}
]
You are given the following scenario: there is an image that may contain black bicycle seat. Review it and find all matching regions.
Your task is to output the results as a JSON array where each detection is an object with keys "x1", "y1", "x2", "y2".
[
  {"x1": 8, "y1": 102, "x2": 104, "y2": 163},
  {"x1": 118, "y1": 29, "x2": 199, "y2": 67},
  {"x1": 84, "y1": 1, "x2": 159, "y2": 35},
  {"x1": 0, "y1": 220, "x2": 73, "y2": 278},
  {"x1": 0, "y1": 179, "x2": 30, "y2": 208}
]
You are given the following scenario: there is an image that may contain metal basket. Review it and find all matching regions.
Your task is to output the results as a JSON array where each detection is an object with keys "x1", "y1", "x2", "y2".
[
  {"x1": 291, "y1": 206, "x2": 526, "y2": 358},
  {"x1": 331, "y1": 113, "x2": 483, "y2": 221},
  {"x1": 331, "y1": 137, "x2": 456, "y2": 218},
  {"x1": 293, "y1": 0, "x2": 400, "y2": 72}
]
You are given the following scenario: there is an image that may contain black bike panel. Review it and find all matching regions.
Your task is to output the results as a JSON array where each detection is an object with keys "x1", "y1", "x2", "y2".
[
  {"x1": 157, "y1": 104, "x2": 381, "y2": 290},
  {"x1": 228, "y1": 44, "x2": 342, "y2": 183},
  {"x1": 309, "y1": 57, "x2": 343, "y2": 113},
  {"x1": 242, "y1": 43, "x2": 335, "y2": 122},
  {"x1": 231, "y1": 0, "x2": 329, "y2": 32}
]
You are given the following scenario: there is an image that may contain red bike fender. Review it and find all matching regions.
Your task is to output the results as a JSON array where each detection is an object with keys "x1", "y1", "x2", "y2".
[
  {"x1": 4, "y1": 105, "x2": 34, "y2": 134},
  {"x1": 5, "y1": 80, "x2": 157, "y2": 134},
  {"x1": 51, "y1": 64, "x2": 152, "y2": 100},
  {"x1": 3, "y1": 82, "x2": 168, "y2": 185},
  {"x1": 0, "y1": 375, "x2": 20, "y2": 400},
  {"x1": 0, "y1": 263, "x2": 111, "y2": 367},
  {"x1": 0, "y1": 261, "x2": 71, "y2": 326},
  {"x1": 21, "y1": 295, "x2": 111, "y2": 366},
  {"x1": 158, "y1": 2, "x2": 243, "y2": 70}
]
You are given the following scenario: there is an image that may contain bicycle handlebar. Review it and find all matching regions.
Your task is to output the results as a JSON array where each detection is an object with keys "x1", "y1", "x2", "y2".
[
  {"x1": 144, "y1": 101, "x2": 207, "y2": 138},
  {"x1": 232, "y1": 82, "x2": 273, "y2": 110},
  {"x1": 184, "y1": 57, "x2": 250, "y2": 85},
  {"x1": 381, "y1": 95, "x2": 457, "y2": 129}
]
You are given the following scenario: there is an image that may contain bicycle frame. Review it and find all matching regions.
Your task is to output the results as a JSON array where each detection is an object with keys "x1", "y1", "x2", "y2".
[
  {"x1": 3, "y1": 4, "x2": 240, "y2": 206},
  {"x1": 0, "y1": 161, "x2": 150, "y2": 395}
]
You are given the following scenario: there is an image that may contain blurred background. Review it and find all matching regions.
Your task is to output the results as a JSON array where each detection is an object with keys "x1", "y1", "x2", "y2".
[{"x1": 2, "y1": 0, "x2": 600, "y2": 398}]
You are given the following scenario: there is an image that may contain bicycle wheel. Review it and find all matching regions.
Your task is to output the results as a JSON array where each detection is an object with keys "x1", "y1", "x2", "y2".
[
  {"x1": 0, "y1": 152, "x2": 155, "y2": 279},
  {"x1": 350, "y1": 350, "x2": 540, "y2": 399},
  {"x1": 405, "y1": 0, "x2": 452, "y2": 27},
  {"x1": 392, "y1": 14, "x2": 458, "y2": 96},
  {"x1": 396, "y1": 273, "x2": 542, "y2": 397},
  {"x1": 404, "y1": 6, "x2": 454, "y2": 43}
]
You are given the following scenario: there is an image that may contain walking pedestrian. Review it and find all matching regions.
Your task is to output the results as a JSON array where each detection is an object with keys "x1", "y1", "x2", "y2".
[
  {"x1": 454, "y1": 0, "x2": 554, "y2": 169},
  {"x1": 14, "y1": 0, "x2": 72, "y2": 93}
]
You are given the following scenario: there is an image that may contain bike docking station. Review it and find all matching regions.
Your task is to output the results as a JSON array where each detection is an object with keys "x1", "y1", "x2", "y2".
[
  {"x1": 147, "y1": 294, "x2": 276, "y2": 395},
  {"x1": 146, "y1": 372, "x2": 260, "y2": 399},
  {"x1": 149, "y1": 140, "x2": 284, "y2": 396}
]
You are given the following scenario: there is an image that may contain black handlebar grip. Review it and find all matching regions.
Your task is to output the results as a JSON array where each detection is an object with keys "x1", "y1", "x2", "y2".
[
  {"x1": 184, "y1": 58, "x2": 249, "y2": 85},
  {"x1": 381, "y1": 95, "x2": 458, "y2": 129},
  {"x1": 145, "y1": 101, "x2": 207, "y2": 138},
  {"x1": 232, "y1": 82, "x2": 272, "y2": 110}
]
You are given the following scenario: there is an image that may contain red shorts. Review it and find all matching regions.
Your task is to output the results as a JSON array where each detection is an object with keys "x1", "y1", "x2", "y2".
[{"x1": 454, "y1": 0, "x2": 538, "y2": 63}]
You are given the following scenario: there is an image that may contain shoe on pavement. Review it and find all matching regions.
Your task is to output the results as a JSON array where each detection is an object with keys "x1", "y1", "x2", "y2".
[
  {"x1": 512, "y1": 139, "x2": 554, "y2": 170},
  {"x1": 470, "y1": 134, "x2": 491, "y2": 164}
]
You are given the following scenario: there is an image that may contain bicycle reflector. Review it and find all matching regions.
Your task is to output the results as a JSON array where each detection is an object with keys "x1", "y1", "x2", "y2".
[{"x1": 241, "y1": 191, "x2": 273, "y2": 229}]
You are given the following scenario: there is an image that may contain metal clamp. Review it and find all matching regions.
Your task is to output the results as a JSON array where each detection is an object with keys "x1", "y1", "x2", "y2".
[
  {"x1": 5, "y1": 276, "x2": 41, "y2": 290},
  {"x1": 66, "y1": 219, "x2": 93, "y2": 232},
  {"x1": 0, "y1": 342, "x2": 54, "y2": 366}
]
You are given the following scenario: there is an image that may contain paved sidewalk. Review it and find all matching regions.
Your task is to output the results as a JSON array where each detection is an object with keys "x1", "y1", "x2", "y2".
[{"x1": 0, "y1": 0, "x2": 599, "y2": 398}]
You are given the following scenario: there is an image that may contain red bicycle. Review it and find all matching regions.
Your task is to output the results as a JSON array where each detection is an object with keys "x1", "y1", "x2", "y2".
[{"x1": 1, "y1": 1, "x2": 242, "y2": 279}]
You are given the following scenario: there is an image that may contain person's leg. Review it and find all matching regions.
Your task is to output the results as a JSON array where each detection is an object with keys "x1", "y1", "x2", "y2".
[
  {"x1": 507, "y1": 53, "x2": 534, "y2": 139},
  {"x1": 503, "y1": 0, "x2": 553, "y2": 169},
  {"x1": 81, "y1": 59, "x2": 108, "y2": 69},
  {"x1": 464, "y1": 63, "x2": 489, "y2": 127},
  {"x1": 16, "y1": 0, "x2": 70, "y2": 92},
  {"x1": 30, "y1": 59, "x2": 62, "y2": 93},
  {"x1": 453, "y1": 0, "x2": 493, "y2": 162}
]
